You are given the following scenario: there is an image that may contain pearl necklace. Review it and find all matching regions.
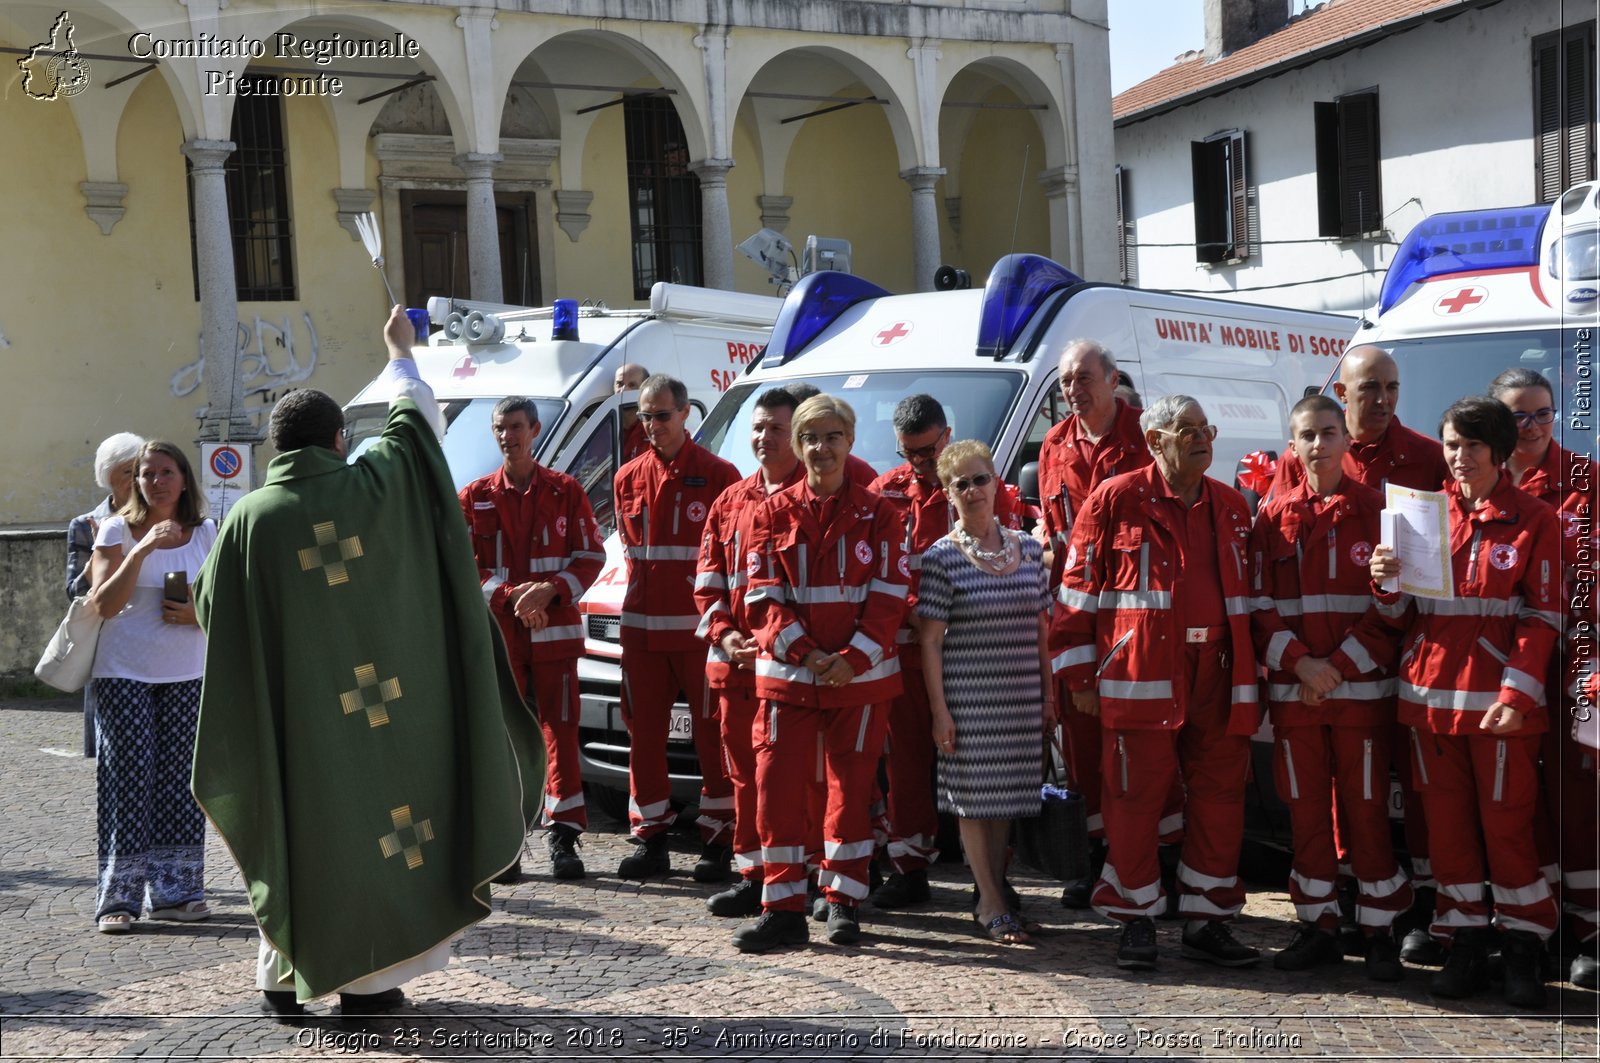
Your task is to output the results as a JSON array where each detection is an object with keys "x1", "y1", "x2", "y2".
[{"x1": 953, "y1": 519, "x2": 1014, "y2": 568}]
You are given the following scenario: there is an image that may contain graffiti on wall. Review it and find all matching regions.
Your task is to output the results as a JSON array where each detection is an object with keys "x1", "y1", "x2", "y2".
[{"x1": 171, "y1": 312, "x2": 320, "y2": 424}]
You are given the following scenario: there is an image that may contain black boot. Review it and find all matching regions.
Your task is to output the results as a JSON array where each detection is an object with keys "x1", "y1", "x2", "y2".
[
  {"x1": 1061, "y1": 840, "x2": 1105, "y2": 910},
  {"x1": 706, "y1": 876, "x2": 763, "y2": 917},
  {"x1": 1157, "y1": 844, "x2": 1182, "y2": 920},
  {"x1": 1499, "y1": 929, "x2": 1548, "y2": 1009},
  {"x1": 1571, "y1": 951, "x2": 1599, "y2": 990},
  {"x1": 731, "y1": 909, "x2": 809, "y2": 953},
  {"x1": 546, "y1": 825, "x2": 585, "y2": 880},
  {"x1": 1399, "y1": 887, "x2": 1445, "y2": 966},
  {"x1": 692, "y1": 843, "x2": 733, "y2": 884},
  {"x1": 869, "y1": 869, "x2": 930, "y2": 909},
  {"x1": 1430, "y1": 928, "x2": 1489, "y2": 999},
  {"x1": 617, "y1": 833, "x2": 671, "y2": 879}
]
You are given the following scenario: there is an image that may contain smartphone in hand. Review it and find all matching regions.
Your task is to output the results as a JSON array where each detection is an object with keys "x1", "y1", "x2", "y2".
[{"x1": 163, "y1": 570, "x2": 189, "y2": 603}]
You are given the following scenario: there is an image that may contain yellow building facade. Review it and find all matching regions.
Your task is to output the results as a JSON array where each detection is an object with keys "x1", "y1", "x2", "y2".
[{"x1": 0, "y1": 0, "x2": 1113, "y2": 524}]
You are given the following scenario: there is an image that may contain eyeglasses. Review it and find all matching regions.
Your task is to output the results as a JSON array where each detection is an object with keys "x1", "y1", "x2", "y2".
[
  {"x1": 637, "y1": 408, "x2": 681, "y2": 424},
  {"x1": 950, "y1": 473, "x2": 994, "y2": 493},
  {"x1": 896, "y1": 428, "x2": 949, "y2": 461},
  {"x1": 1154, "y1": 423, "x2": 1219, "y2": 445},
  {"x1": 1512, "y1": 407, "x2": 1558, "y2": 427}
]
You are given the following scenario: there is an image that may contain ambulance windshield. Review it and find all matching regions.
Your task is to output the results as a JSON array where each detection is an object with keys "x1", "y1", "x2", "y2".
[
  {"x1": 344, "y1": 396, "x2": 566, "y2": 490},
  {"x1": 1323, "y1": 328, "x2": 1595, "y2": 457},
  {"x1": 698, "y1": 370, "x2": 1025, "y2": 478}
]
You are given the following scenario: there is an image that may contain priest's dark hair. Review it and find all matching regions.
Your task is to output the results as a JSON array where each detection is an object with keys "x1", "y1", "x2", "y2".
[{"x1": 270, "y1": 388, "x2": 346, "y2": 452}]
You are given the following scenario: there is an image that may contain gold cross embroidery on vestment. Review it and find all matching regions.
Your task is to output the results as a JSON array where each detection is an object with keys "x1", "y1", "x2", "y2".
[
  {"x1": 378, "y1": 805, "x2": 434, "y2": 869},
  {"x1": 298, "y1": 521, "x2": 363, "y2": 586},
  {"x1": 339, "y1": 664, "x2": 401, "y2": 727}
]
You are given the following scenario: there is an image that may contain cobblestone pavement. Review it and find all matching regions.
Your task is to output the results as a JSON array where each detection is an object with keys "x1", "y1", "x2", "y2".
[{"x1": 1, "y1": 700, "x2": 1596, "y2": 1061}]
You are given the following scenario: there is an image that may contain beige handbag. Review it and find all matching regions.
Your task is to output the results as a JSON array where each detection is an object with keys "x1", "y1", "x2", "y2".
[{"x1": 34, "y1": 597, "x2": 103, "y2": 693}]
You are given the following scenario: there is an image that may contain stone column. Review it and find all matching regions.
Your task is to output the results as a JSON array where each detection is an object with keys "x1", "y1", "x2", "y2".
[
  {"x1": 691, "y1": 158, "x2": 736, "y2": 290},
  {"x1": 454, "y1": 152, "x2": 504, "y2": 302},
  {"x1": 1038, "y1": 166, "x2": 1080, "y2": 273},
  {"x1": 182, "y1": 139, "x2": 253, "y2": 443},
  {"x1": 900, "y1": 166, "x2": 946, "y2": 292}
]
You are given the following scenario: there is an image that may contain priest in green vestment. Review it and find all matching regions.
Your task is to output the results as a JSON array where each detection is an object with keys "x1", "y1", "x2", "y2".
[{"x1": 192, "y1": 306, "x2": 542, "y2": 1013}]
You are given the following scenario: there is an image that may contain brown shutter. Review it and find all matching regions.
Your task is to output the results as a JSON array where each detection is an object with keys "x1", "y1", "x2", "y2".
[
  {"x1": 1314, "y1": 101, "x2": 1341, "y2": 238},
  {"x1": 1563, "y1": 25, "x2": 1596, "y2": 190},
  {"x1": 1338, "y1": 92, "x2": 1381, "y2": 237},
  {"x1": 1192, "y1": 139, "x2": 1221, "y2": 263},
  {"x1": 1228, "y1": 131, "x2": 1249, "y2": 261},
  {"x1": 1534, "y1": 23, "x2": 1597, "y2": 203},
  {"x1": 1115, "y1": 165, "x2": 1134, "y2": 283}
]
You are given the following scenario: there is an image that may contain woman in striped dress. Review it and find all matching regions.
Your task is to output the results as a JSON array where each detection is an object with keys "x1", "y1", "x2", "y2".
[{"x1": 917, "y1": 440, "x2": 1054, "y2": 943}]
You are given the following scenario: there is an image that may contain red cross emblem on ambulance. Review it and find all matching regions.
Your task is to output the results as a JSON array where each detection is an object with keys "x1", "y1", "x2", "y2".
[
  {"x1": 1434, "y1": 286, "x2": 1487, "y2": 316},
  {"x1": 452, "y1": 355, "x2": 478, "y2": 378},
  {"x1": 873, "y1": 321, "x2": 913, "y2": 347}
]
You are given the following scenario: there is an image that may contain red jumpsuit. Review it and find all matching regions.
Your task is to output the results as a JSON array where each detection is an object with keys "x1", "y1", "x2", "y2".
[
  {"x1": 1375, "y1": 476, "x2": 1563, "y2": 941},
  {"x1": 460, "y1": 465, "x2": 604, "y2": 830},
  {"x1": 1512, "y1": 440, "x2": 1599, "y2": 937},
  {"x1": 695, "y1": 465, "x2": 804, "y2": 882},
  {"x1": 1249, "y1": 478, "x2": 1412, "y2": 931},
  {"x1": 1036, "y1": 399, "x2": 1153, "y2": 842},
  {"x1": 621, "y1": 419, "x2": 649, "y2": 465},
  {"x1": 614, "y1": 439, "x2": 741, "y2": 841},
  {"x1": 1051, "y1": 465, "x2": 1261, "y2": 923},
  {"x1": 744, "y1": 479, "x2": 909, "y2": 910},
  {"x1": 1274, "y1": 415, "x2": 1448, "y2": 888},
  {"x1": 869, "y1": 463, "x2": 1021, "y2": 874}
]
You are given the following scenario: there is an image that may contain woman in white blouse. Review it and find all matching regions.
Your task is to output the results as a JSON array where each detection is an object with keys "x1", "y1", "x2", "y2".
[{"x1": 87, "y1": 441, "x2": 216, "y2": 933}]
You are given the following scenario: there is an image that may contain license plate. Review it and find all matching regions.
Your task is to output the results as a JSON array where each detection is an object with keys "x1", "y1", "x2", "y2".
[{"x1": 668, "y1": 706, "x2": 693, "y2": 743}]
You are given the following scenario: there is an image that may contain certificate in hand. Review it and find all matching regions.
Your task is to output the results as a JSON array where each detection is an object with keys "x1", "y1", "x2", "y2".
[{"x1": 1380, "y1": 484, "x2": 1455, "y2": 601}]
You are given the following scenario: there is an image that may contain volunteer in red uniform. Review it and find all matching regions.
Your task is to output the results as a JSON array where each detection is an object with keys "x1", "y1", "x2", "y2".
[
  {"x1": 1273, "y1": 344, "x2": 1449, "y2": 961},
  {"x1": 613, "y1": 374, "x2": 741, "y2": 880},
  {"x1": 732, "y1": 395, "x2": 910, "y2": 952},
  {"x1": 694, "y1": 387, "x2": 809, "y2": 918},
  {"x1": 868, "y1": 394, "x2": 1021, "y2": 908},
  {"x1": 1251, "y1": 395, "x2": 1413, "y2": 980},
  {"x1": 615, "y1": 363, "x2": 650, "y2": 464},
  {"x1": 1052, "y1": 395, "x2": 1262, "y2": 970},
  {"x1": 1370, "y1": 396, "x2": 1562, "y2": 1008},
  {"x1": 1034, "y1": 340, "x2": 1155, "y2": 910},
  {"x1": 460, "y1": 397, "x2": 605, "y2": 880},
  {"x1": 1491, "y1": 366, "x2": 1599, "y2": 989}
]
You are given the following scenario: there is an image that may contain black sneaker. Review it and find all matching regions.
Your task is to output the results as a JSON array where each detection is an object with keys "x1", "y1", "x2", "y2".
[
  {"x1": 260, "y1": 990, "x2": 304, "y2": 1023},
  {"x1": 1429, "y1": 928, "x2": 1489, "y2": 999},
  {"x1": 1364, "y1": 932, "x2": 1405, "y2": 982},
  {"x1": 732, "y1": 909, "x2": 809, "y2": 953},
  {"x1": 1116, "y1": 917, "x2": 1158, "y2": 969},
  {"x1": 1273, "y1": 924, "x2": 1342, "y2": 971},
  {"x1": 1570, "y1": 951, "x2": 1599, "y2": 990},
  {"x1": 617, "y1": 834, "x2": 670, "y2": 879},
  {"x1": 547, "y1": 825, "x2": 585, "y2": 881},
  {"x1": 1499, "y1": 929, "x2": 1548, "y2": 1009},
  {"x1": 491, "y1": 859, "x2": 522, "y2": 885},
  {"x1": 869, "y1": 870, "x2": 930, "y2": 909},
  {"x1": 826, "y1": 902, "x2": 862, "y2": 945},
  {"x1": 693, "y1": 843, "x2": 733, "y2": 884},
  {"x1": 339, "y1": 988, "x2": 405, "y2": 1015},
  {"x1": 1401, "y1": 926, "x2": 1446, "y2": 966},
  {"x1": 706, "y1": 877, "x2": 763, "y2": 917},
  {"x1": 1180, "y1": 921, "x2": 1261, "y2": 967}
]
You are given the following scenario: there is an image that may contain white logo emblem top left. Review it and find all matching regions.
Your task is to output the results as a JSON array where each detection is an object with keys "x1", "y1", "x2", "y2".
[{"x1": 20, "y1": 12, "x2": 92, "y2": 101}]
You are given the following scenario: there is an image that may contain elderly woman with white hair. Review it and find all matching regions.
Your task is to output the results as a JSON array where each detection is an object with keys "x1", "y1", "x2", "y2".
[{"x1": 66, "y1": 432, "x2": 145, "y2": 757}]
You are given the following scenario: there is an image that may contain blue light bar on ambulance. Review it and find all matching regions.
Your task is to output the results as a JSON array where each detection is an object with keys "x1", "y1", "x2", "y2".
[
  {"x1": 767, "y1": 271, "x2": 892, "y2": 365},
  {"x1": 1377, "y1": 205, "x2": 1551, "y2": 315},
  {"x1": 976, "y1": 254, "x2": 1083, "y2": 359}
]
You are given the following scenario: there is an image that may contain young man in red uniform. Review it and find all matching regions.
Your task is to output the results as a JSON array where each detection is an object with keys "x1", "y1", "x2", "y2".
[
  {"x1": 614, "y1": 374, "x2": 741, "y2": 880},
  {"x1": 1273, "y1": 344, "x2": 1449, "y2": 961},
  {"x1": 868, "y1": 394, "x2": 1021, "y2": 909},
  {"x1": 1052, "y1": 395, "x2": 1263, "y2": 970},
  {"x1": 694, "y1": 387, "x2": 809, "y2": 917},
  {"x1": 1250, "y1": 396, "x2": 1412, "y2": 979},
  {"x1": 1035, "y1": 340, "x2": 1158, "y2": 910},
  {"x1": 1370, "y1": 396, "x2": 1562, "y2": 1008},
  {"x1": 459, "y1": 397, "x2": 605, "y2": 880},
  {"x1": 733, "y1": 395, "x2": 910, "y2": 951}
]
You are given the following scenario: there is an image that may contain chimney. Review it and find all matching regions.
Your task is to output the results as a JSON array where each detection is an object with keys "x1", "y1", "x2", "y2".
[{"x1": 1203, "y1": 0, "x2": 1291, "y2": 59}]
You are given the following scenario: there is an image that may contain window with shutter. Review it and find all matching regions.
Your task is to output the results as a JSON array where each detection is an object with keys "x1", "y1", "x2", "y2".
[
  {"x1": 1191, "y1": 129, "x2": 1249, "y2": 264},
  {"x1": 1533, "y1": 22, "x2": 1596, "y2": 203},
  {"x1": 1115, "y1": 165, "x2": 1136, "y2": 283},
  {"x1": 1313, "y1": 90, "x2": 1382, "y2": 239}
]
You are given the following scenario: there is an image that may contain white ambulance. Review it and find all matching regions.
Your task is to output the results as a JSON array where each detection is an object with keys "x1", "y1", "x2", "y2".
[
  {"x1": 341, "y1": 283, "x2": 781, "y2": 523},
  {"x1": 570, "y1": 255, "x2": 1355, "y2": 812}
]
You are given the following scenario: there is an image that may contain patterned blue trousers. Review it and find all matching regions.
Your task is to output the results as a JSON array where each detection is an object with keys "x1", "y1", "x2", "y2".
[{"x1": 93, "y1": 678, "x2": 206, "y2": 920}]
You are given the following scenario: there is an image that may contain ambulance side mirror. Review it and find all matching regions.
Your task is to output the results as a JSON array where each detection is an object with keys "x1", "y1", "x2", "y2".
[{"x1": 1018, "y1": 462, "x2": 1041, "y2": 506}]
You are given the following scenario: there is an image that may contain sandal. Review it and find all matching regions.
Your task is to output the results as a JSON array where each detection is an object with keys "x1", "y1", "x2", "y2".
[
  {"x1": 975, "y1": 910, "x2": 1031, "y2": 944},
  {"x1": 1010, "y1": 910, "x2": 1044, "y2": 935},
  {"x1": 149, "y1": 900, "x2": 211, "y2": 922},
  {"x1": 97, "y1": 913, "x2": 133, "y2": 934}
]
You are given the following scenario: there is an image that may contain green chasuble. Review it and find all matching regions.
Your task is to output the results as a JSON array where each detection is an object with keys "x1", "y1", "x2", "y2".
[{"x1": 192, "y1": 398, "x2": 543, "y2": 1001}]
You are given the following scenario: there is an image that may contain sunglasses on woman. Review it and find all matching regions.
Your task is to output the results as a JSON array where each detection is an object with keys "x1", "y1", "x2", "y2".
[{"x1": 950, "y1": 473, "x2": 994, "y2": 492}]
